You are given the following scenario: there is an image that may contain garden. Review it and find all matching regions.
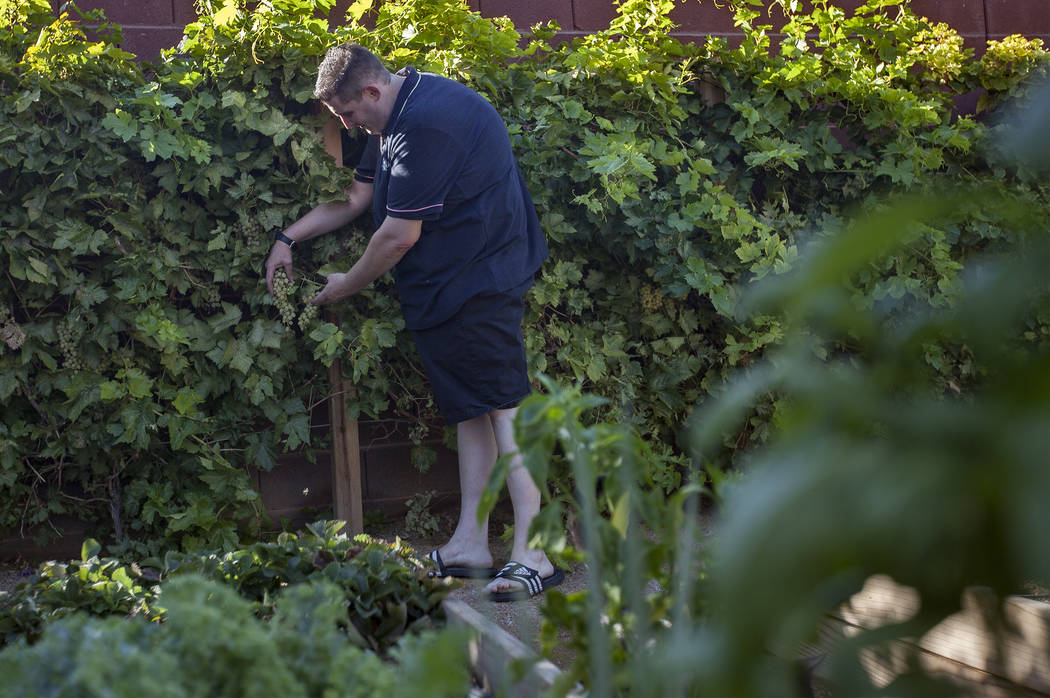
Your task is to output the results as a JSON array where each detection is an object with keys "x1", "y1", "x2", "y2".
[{"x1": 1, "y1": 0, "x2": 1048, "y2": 695}]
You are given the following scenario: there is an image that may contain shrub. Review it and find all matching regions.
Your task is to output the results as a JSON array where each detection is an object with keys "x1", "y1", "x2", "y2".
[{"x1": 0, "y1": 573, "x2": 470, "y2": 698}]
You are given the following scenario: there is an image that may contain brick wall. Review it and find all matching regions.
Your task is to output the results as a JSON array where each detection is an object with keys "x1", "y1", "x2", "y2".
[{"x1": 53, "y1": 0, "x2": 1050, "y2": 61}]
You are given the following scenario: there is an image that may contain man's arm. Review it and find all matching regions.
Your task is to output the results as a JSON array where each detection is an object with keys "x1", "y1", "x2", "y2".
[
  {"x1": 311, "y1": 216, "x2": 422, "y2": 305},
  {"x1": 264, "y1": 178, "x2": 374, "y2": 294}
]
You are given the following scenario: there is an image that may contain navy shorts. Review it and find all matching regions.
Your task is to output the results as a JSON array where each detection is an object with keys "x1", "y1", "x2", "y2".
[{"x1": 411, "y1": 284, "x2": 532, "y2": 424}]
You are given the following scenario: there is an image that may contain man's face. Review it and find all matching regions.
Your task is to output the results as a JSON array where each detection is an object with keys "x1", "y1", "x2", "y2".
[{"x1": 325, "y1": 86, "x2": 384, "y2": 135}]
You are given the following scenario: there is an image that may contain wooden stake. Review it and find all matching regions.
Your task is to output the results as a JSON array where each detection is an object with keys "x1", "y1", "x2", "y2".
[
  {"x1": 328, "y1": 357, "x2": 363, "y2": 533},
  {"x1": 321, "y1": 113, "x2": 363, "y2": 534}
]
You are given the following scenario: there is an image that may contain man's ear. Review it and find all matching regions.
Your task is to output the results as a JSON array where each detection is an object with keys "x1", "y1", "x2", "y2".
[{"x1": 362, "y1": 85, "x2": 381, "y2": 101}]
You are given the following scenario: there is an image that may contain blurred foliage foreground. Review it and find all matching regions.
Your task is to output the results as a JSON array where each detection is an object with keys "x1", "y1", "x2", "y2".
[{"x1": 500, "y1": 79, "x2": 1050, "y2": 696}]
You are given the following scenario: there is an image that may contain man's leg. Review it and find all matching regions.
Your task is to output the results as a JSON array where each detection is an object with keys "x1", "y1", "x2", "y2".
[
  {"x1": 435, "y1": 413, "x2": 497, "y2": 570},
  {"x1": 484, "y1": 406, "x2": 555, "y2": 594}
]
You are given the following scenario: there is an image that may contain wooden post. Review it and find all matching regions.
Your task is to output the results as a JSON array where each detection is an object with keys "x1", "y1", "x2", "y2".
[
  {"x1": 327, "y1": 356, "x2": 363, "y2": 533},
  {"x1": 322, "y1": 115, "x2": 364, "y2": 533}
]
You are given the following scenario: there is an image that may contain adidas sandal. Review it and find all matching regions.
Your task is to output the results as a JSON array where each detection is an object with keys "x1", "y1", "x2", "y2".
[
  {"x1": 486, "y1": 561, "x2": 565, "y2": 602},
  {"x1": 426, "y1": 549, "x2": 499, "y2": 579}
]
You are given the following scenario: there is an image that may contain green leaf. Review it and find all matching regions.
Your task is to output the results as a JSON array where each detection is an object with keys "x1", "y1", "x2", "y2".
[
  {"x1": 213, "y1": 0, "x2": 240, "y2": 27},
  {"x1": 81, "y1": 539, "x2": 101, "y2": 561},
  {"x1": 26, "y1": 256, "x2": 54, "y2": 284},
  {"x1": 173, "y1": 388, "x2": 202, "y2": 416},
  {"x1": 101, "y1": 109, "x2": 138, "y2": 142},
  {"x1": 610, "y1": 491, "x2": 630, "y2": 538},
  {"x1": 100, "y1": 380, "x2": 127, "y2": 401},
  {"x1": 123, "y1": 368, "x2": 154, "y2": 399}
]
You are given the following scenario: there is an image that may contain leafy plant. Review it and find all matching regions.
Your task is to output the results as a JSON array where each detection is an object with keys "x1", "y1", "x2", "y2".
[
  {"x1": 403, "y1": 489, "x2": 440, "y2": 539},
  {"x1": 0, "y1": 573, "x2": 471, "y2": 698},
  {"x1": 0, "y1": 521, "x2": 455, "y2": 652}
]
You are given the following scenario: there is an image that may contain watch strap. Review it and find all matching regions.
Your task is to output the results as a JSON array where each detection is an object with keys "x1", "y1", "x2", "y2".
[{"x1": 274, "y1": 231, "x2": 296, "y2": 248}]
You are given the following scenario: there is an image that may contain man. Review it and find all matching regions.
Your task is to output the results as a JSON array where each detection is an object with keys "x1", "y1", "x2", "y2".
[{"x1": 264, "y1": 43, "x2": 560, "y2": 601}]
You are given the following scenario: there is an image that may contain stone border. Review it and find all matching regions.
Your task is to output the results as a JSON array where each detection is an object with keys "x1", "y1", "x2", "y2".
[{"x1": 443, "y1": 599, "x2": 585, "y2": 698}]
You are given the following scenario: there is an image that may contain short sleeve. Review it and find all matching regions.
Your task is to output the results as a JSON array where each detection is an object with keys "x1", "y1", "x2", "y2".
[
  {"x1": 354, "y1": 135, "x2": 379, "y2": 184},
  {"x1": 384, "y1": 127, "x2": 466, "y2": 221}
]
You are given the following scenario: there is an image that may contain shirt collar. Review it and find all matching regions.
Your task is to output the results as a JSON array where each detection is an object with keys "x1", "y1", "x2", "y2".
[{"x1": 383, "y1": 66, "x2": 420, "y2": 137}]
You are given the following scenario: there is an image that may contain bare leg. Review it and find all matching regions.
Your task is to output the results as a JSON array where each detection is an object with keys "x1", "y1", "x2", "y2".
[
  {"x1": 484, "y1": 407, "x2": 554, "y2": 594},
  {"x1": 435, "y1": 413, "x2": 497, "y2": 569}
]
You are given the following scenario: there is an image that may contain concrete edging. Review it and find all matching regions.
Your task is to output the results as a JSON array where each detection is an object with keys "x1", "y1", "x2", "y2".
[{"x1": 443, "y1": 599, "x2": 585, "y2": 698}]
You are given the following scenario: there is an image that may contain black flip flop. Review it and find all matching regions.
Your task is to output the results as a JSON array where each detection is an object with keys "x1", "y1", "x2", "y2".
[
  {"x1": 426, "y1": 549, "x2": 499, "y2": 579},
  {"x1": 486, "y1": 561, "x2": 566, "y2": 602}
]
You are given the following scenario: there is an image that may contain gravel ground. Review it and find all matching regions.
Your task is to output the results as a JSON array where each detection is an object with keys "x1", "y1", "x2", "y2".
[
  {"x1": 0, "y1": 564, "x2": 30, "y2": 595},
  {"x1": 379, "y1": 497, "x2": 588, "y2": 669}
]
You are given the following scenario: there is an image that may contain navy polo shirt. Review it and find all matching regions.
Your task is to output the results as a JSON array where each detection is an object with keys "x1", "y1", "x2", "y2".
[{"x1": 353, "y1": 67, "x2": 548, "y2": 330}]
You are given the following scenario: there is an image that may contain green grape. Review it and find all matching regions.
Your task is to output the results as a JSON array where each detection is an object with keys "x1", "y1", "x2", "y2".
[
  {"x1": 639, "y1": 284, "x2": 665, "y2": 313},
  {"x1": 272, "y1": 269, "x2": 297, "y2": 328},
  {"x1": 297, "y1": 303, "x2": 319, "y2": 332},
  {"x1": 241, "y1": 217, "x2": 262, "y2": 248},
  {"x1": 296, "y1": 283, "x2": 320, "y2": 332},
  {"x1": 201, "y1": 283, "x2": 220, "y2": 309},
  {"x1": 57, "y1": 318, "x2": 82, "y2": 372}
]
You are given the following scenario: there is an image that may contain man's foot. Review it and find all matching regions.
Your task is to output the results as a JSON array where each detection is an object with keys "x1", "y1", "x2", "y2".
[
  {"x1": 483, "y1": 551, "x2": 556, "y2": 598},
  {"x1": 426, "y1": 549, "x2": 499, "y2": 579},
  {"x1": 486, "y1": 561, "x2": 565, "y2": 602}
]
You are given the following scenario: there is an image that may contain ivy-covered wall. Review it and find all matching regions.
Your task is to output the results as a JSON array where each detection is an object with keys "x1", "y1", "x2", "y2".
[
  {"x1": 3, "y1": 0, "x2": 1048, "y2": 555},
  {"x1": 47, "y1": 0, "x2": 1050, "y2": 60}
]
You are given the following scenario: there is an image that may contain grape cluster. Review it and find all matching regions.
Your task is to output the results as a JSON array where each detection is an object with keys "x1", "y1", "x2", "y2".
[
  {"x1": 240, "y1": 217, "x2": 262, "y2": 248},
  {"x1": 272, "y1": 269, "x2": 298, "y2": 328},
  {"x1": 199, "y1": 283, "x2": 220, "y2": 309},
  {"x1": 341, "y1": 235, "x2": 366, "y2": 259},
  {"x1": 298, "y1": 287, "x2": 317, "y2": 331},
  {"x1": 57, "y1": 318, "x2": 82, "y2": 371},
  {"x1": 639, "y1": 284, "x2": 666, "y2": 313}
]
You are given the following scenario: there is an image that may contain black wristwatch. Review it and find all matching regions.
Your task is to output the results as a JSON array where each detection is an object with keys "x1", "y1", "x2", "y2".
[{"x1": 274, "y1": 231, "x2": 297, "y2": 248}]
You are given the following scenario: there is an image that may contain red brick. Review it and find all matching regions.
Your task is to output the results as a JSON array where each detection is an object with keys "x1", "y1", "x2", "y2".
[
  {"x1": 669, "y1": 2, "x2": 737, "y2": 36},
  {"x1": 257, "y1": 451, "x2": 334, "y2": 513},
  {"x1": 67, "y1": 0, "x2": 173, "y2": 26},
  {"x1": 479, "y1": 0, "x2": 573, "y2": 31},
  {"x1": 361, "y1": 442, "x2": 460, "y2": 504},
  {"x1": 0, "y1": 516, "x2": 88, "y2": 562},
  {"x1": 115, "y1": 27, "x2": 186, "y2": 60},
  {"x1": 571, "y1": 0, "x2": 618, "y2": 31},
  {"x1": 173, "y1": 0, "x2": 198, "y2": 25},
  {"x1": 986, "y1": 0, "x2": 1050, "y2": 36}
]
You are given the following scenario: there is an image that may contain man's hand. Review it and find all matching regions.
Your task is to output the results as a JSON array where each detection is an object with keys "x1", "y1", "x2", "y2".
[
  {"x1": 265, "y1": 242, "x2": 294, "y2": 295},
  {"x1": 311, "y1": 272, "x2": 356, "y2": 306},
  {"x1": 308, "y1": 218, "x2": 423, "y2": 306}
]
